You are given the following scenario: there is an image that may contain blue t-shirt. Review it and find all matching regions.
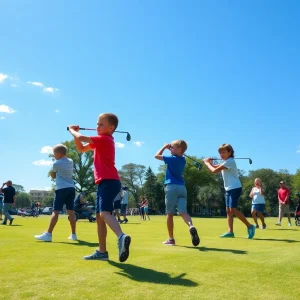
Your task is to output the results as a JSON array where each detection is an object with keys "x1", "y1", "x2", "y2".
[
  {"x1": 52, "y1": 157, "x2": 75, "y2": 190},
  {"x1": 163, "y1": 155, "x2": 186, "y2": 185}
]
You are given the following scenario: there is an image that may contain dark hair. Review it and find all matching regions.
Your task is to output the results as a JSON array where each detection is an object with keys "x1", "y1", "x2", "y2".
[{"x1": 218, "y1": 143, "x2": 234, "y2": 158}]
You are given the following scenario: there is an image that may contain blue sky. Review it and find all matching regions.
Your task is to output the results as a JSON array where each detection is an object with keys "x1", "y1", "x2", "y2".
[{"x1": 1, "y1": 0, "x2": 299, "y2": 192}]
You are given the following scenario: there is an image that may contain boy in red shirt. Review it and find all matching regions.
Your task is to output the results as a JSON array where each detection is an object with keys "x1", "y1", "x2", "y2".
[
  {"x1": 276, "y1": 181, "x2": 292, "y2": 226},
  {"x1": 68, "y1": 113, "x2": 131, "y2": 261}
]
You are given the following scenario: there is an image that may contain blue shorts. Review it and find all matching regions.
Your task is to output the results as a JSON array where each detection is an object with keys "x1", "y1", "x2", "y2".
[
  {"x1": 252, "y1": 204, "x2": 265, "y2": 213},
  {"x1": 53, "y1": 187, "x2": 75, "y2": 211},
  {"x1": 144, "y1": 206, "x2": 148, "y2": 213},
  {"x1": 164, "y1": 184, "x2": 187, "y2": 214},
  {"x1": 96, "y1": 180, "x2": 121, "y2": 213},
  {"x1": 225, "y1": 187, "x2": 242, "y2": 208},
  {"x1": 121, "y1": 204, "x2": 127, "y2": 214},
  {"x1": 113, "y1": 200, "x2": 121, "y2": 210}
]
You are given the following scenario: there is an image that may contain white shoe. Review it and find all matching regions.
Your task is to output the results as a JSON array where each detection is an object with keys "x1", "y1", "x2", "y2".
[
  {"x1": 275, "y1": 222, "x2": 281, "y2": 226},
  {"x1": 34, "y1": 232, "x2": 52, "y2": 242},
  {"x1": 68, "y1": 233, "x2": 77, "y2": 241},
  {"x1": 288, "y1": 223, "x2": 292, "y2": 226}
]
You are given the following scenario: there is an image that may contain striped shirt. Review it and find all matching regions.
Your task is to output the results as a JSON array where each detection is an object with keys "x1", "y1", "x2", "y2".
[{"x1": 52, "y1": 157, "x2": 75, "y2": 190}]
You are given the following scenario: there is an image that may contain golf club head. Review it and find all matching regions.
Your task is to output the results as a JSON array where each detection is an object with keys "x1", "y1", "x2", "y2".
[
  {"x1": 126, "y1": 133, "x2": 131, "y2": 141},
  {"x1": 249, "y1": 159, "x2": 253, "y2": 164}
]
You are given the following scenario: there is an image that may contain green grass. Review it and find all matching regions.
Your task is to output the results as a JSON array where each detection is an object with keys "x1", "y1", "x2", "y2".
[{"x1": 0, "y1": 215, "x2": 299, "y2": 300}]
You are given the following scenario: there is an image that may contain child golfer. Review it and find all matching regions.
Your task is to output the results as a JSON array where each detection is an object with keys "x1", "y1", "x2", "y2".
[
  {"x1": 155, "y1": 140, "x2": 200, "y2": 246},
  {"x1": 250, "y1": 178, "x2": 266, "y2": 229},
  {"x1": 68, "y1": 113, "x2": 131, "y2": 262},
  {"x1": 204, "y1": 143, "x2": 256, "y2": 239}
]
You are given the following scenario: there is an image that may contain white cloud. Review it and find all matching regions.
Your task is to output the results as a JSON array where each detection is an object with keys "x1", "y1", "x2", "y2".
[
  {"x1": 133, "y1": 141, "x2": 144, "y2": 147},
  {"x1": 40, "y1": 146, "x2": 53, "y2": 154},
  {"x1": 55, "y1": 109, "x2": 60, "y2": 113},
  {"x1": 27, "y1": 81, "x2": 44, "y2": 87},
  {"x1": 0, "y1": 73, "x2": 8, "y2": 83},
  {"x1": 10, "y1": 83, "x2": 18, "y2": 88},
  {"x1": 115, "y1": 142, "x2": 125, "y2": 148},
  {"x1": 0, "y1": 117, "x2": 5, "y2": 120},
  {"x1": 0, "y1": 105, "x2": 16, "y2": 113},
  {"x1": 44, "y1": 87, "x2": 59, "y2": 93},
  {"x1": 32, "y1": 159, "x2": 53, "y2": 166},
  {"x1": 297, "y1": 146, "x2": 300, "y2": 153}
]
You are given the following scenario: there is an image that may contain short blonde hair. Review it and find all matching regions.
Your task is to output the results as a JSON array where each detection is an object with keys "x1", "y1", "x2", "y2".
[
  {"x1": 171, "y1": 140, "x2": 188, "y2": 154},
  {"x1": 99, "y1": 113, "x2": 119, "y2": 131},
  {"x1": 255, "y1": 178, "x2": 262, "y2": 184},
  {"x1": 53, "y1": 144, "x2": 67, "y2": 155},
  {"x1": 218, "y1": 143, "x2": 234, "y2": 158}
]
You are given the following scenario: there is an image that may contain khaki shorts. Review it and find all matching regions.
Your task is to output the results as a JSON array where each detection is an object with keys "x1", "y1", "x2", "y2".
[{"x1": 279, "y1": 202, "x2": 290, "y2": 214}]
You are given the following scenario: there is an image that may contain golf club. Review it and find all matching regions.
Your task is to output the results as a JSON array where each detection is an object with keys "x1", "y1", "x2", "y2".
[
  {"x1": 211, "y1": 157, "x2": 253, "y2": 164},
  {"x1": 67, "y1": 127, "x2": 131, "y2": 141},
  {"x1": 183, "y1": 154, "x2": 203, "y2": 171}
]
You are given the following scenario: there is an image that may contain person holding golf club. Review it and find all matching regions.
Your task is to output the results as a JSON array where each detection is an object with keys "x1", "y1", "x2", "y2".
[
  {"x1": 67, "y1": 113, "x2": 131, "y2": 262},
  {"x1": 250, "y1": 178, "x2": 266, "y2": 229},
  {"x1": 155, "y1": 140, "x2": 200, "y2": 247},
  {"x1": 203, "y1": 144, "x2": 256, "y2": 239},
  {"x1": 34, "y1": 144, "x2": 77, "y2": 242}
]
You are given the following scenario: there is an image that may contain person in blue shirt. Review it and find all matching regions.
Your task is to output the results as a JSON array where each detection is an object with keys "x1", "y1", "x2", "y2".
[{"x1": 155, "y1": 140, "x2": 200, "y2": 247}]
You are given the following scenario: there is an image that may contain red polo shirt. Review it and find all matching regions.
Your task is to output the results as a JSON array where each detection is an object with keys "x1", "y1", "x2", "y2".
[
  {"x1": 90, "y1": 135, "x2": 120, "y2": 184},
  {"x1": 278, "y1": 187, "x2": 290, "y2": 204}
]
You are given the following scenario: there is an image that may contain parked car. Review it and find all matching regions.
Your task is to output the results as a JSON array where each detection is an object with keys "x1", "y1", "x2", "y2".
[
  {"x1": 8, "y1": 209, "x2": 18, "y2": 215},
  {"x1": 41, "y1": 207, "x2": 53, "y2": 215}
]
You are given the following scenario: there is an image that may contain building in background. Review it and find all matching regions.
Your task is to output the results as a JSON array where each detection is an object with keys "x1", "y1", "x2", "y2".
[{"x1": 29, "y1": 190, "x2": 51, "y2": 203}]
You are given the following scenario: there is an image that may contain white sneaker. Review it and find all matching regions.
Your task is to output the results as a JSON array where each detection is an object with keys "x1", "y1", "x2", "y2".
[
  {"x1": 288, "y1": 223, "x2": 292, "y2": 226},
  {"x1": 68, "y1": 233, "x2": 77, "y2": 241},
  {"x1": 34, "y1": 232, "x2": 52, "y2": 242},
  {"x1": 275, "y1": 222, "x2": 281, "y2": 226}
]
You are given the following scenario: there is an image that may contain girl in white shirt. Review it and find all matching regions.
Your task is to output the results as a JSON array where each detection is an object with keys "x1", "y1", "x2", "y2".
[
  {"x1": 250, "y1": 178, "x2": 266, "y2": 229},
  {"x1": 204, "y1": 143, "x2": 256, "y2": 239}
]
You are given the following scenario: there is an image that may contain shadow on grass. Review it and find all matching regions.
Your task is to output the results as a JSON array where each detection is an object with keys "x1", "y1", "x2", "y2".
[
  {"x1": 1, "y1": 224, "x2": 23, "y2": 227},
  {"x1": 108, "y1": 261, "x2": 198, "y2": 286},
  {"x1": 56, "y1": 240, "x2": 99, "y2": 247},
  {"x1": 178, "y1": 245, "x2": 247, "y2": 255},
  {"x1": 255, "y1": 238, "x2": 299, "y2": 243},
  {"x1": 267, "y1": 228, "x2": 300, "y2": 231}
]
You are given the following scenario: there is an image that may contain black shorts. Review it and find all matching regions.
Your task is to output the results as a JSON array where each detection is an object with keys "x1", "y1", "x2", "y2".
[
  {"x1": 53, "y1": 187, "x2": 75, "y2": 211},
  {"x1": 113, "y1": 200, "x2": 121, "y2": 210}
]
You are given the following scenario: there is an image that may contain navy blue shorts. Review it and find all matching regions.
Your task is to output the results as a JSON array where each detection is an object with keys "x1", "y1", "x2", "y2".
[
  {"x1": 53, "y1": 187, "x2": 75, "y2": 211},
  {"x1": 225, "y1": 187, "x2": 242, "y2": 208},
  {"x1": 121, "y1": 204, "x2": 127, "y2": 214},
  {"x1": 252, "y1": 204, "x2": 265, "y2": 213},
  {"x1": 113, "y1": 200, "x2": 121, "y2": 210},
  {"x1": 96, "y1": 180, "x2": 121, "y2": 213}
]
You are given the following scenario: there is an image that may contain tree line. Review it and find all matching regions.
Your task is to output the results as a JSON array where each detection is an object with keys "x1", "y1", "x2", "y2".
[{"x1": 13, "y1": 141, "x2": 300, "y2": 216}]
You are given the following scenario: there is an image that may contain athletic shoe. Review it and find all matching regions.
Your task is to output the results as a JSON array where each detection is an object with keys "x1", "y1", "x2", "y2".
[
  {"x1": 9, "y1": 218, "x2": 14, "y2": 226},
  {"x1": 275, "y1": 222, "x2": 281, "y2": 226},
  {"x1": 123, "y1": 218, "x2": 128, "y2": 224},
  {"x1": 68, "y1": 233, "x2": 77, "y2": 241},
  {"x1": 1, "y1": 222, "x2": 6, "y2": 225},
  {"x1": 262, "y1": 224, "x2": 267, "y2": 229},
  {"x1": 189, "y1": 226, "x2": 200, "y2": 246},
  {"x1": 288, "y1": 223, "x2": 292, "y2": 226},
  {"x1": 34, "y1": 232, "x2": 52, "y2": 242},
  {"x1": 118, "y1": 234, "x2": 131, "y2": 262},
  {"x1": 83, "y1": 250, "x2": 109, "y2": 261},
  {"x1": 162, "y1": 238, "x2": 176, "y2": 245},
  {"x1": 255, "y1": 224, "x2": 259, "y2": 229},
  {"x1": 220, "y1": 232, "x2": 235, "y2": 238},
  {"x1": 247, "y1": 225, "x2": 256, "y2": 239},
  {"x1": 117, "y1": 219, "x2": 122, "y2": 223}
]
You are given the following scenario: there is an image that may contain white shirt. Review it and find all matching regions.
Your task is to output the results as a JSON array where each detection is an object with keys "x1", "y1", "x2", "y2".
[
  {"x1": 121, "y1": 191, "x2": 128, "y2": 205},
  {"x1": 251, "y1": 187, "x2": 265, "y2": 204},
  {"x1": 221, "y1": 158, "x2": 242, "y2": 191}
]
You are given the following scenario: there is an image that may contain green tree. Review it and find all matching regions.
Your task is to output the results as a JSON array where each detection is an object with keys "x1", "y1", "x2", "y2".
[
  {"x1": 143, "y1": 167, "x2": 157, "y2": 209},
  {"x1": 15, "y1": 192, "x2": 31, "y2": 208},
  {"x1": 118, "y1": 163, "x2": 146, "y2": 205},
  {"x1": 13, "y1": 184, "x2": 25, "y2": 194},
  {"x1": 49, "y1": 140, "x2": 95, "y2": 194}
]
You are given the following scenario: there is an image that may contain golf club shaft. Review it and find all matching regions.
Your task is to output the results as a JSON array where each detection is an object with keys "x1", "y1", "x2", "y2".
[{"x1": 67, "y1": 127, "x2": 127, "y2": 134}]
